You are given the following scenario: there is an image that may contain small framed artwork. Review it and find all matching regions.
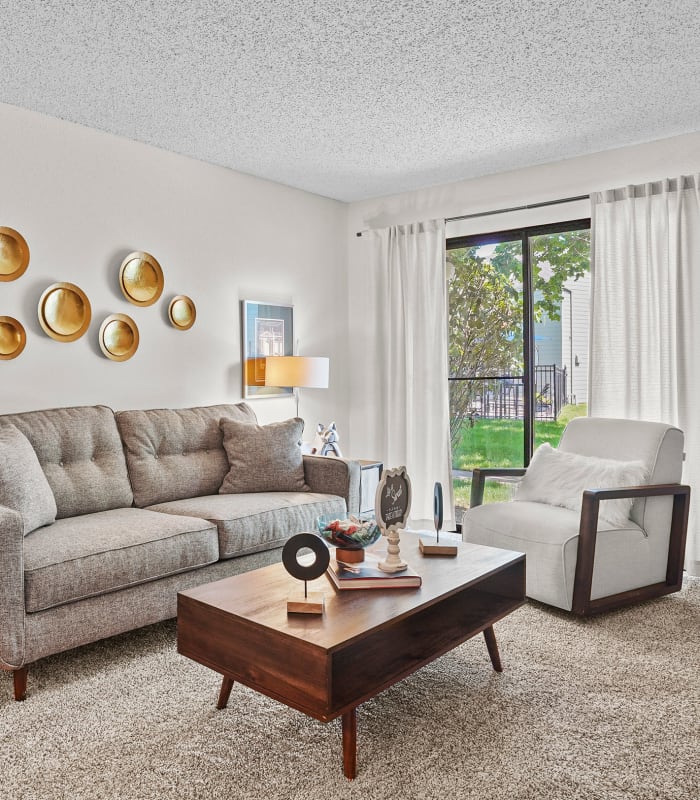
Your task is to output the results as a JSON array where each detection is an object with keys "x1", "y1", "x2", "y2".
[{"x1": 241, "y1": 300, "x2": 294, "y2": 398}]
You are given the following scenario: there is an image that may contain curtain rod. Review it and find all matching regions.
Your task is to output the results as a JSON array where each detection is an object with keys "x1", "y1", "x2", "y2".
[
  {"x1": 445, "y1": 193, "x2": 590, "y2": 223},
  {"x1": 355, "y1": 193, "x2": 589, "y2": 236}
]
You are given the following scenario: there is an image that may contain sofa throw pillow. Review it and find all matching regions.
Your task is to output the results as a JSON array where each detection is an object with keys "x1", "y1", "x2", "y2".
[
  {"x1": 514, "y1": 443, "x2": 647, "y2": 529},
  {"x1": 0, "y1": 422, "x2": 57, "y2": 535},
  {"x1": 219, "y1": 417, "x2": 310, "y2": 494}
]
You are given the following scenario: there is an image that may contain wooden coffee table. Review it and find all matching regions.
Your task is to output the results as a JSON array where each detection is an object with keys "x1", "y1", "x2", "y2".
[{"x1": 177, "y1": 534, "x2": 525, "y2": 779}]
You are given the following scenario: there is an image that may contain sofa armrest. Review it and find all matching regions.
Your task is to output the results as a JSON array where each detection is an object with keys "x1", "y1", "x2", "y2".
[
  {"x1": 0, "y1": 505, "x2": 26, "y2": 670},
  {"x1": 469, "y1": 468, "x2": 527, "y2": 508},
  {"x1": 303, "y1": 456, "x2": 361, "y2": 515},
  {"x1": 574, "y1": 483, "x2": 691, "y2": 615}
]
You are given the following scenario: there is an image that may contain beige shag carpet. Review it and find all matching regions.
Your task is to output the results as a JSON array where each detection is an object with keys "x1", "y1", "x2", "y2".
[{"x1": 2, "y1": 579, "x2": 699, "y2": 800}]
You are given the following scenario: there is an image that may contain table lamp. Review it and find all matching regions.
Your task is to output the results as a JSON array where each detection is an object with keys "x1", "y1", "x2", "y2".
[{"x1": 264, "y1": 356, "x2": 329, "y2": 418}]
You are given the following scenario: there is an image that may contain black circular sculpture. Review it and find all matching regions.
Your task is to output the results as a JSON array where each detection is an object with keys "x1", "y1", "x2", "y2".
[
  {"x1": 434, "y1": 481, "x2": 444, "y2": 533},
  {"x1": 282, "y1": 533, "x2": 330, "y2": 582}
]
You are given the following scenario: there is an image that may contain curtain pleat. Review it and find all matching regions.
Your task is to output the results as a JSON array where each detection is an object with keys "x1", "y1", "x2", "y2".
[
  {"x1": 349, "y1": 220, "x2": 455, "y2": 528},
  {"x1": 590, "y1": 174, "x2": 700, "y2": 575}
]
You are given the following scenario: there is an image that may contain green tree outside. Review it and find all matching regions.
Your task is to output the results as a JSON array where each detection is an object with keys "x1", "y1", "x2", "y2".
[{"x1": 448, "y1": 229, "x2": 591, "y2": 470}]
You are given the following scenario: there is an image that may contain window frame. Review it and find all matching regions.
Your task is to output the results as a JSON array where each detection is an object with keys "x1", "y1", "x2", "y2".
[{"x1": 447, "y1": 217, "x2": 591, "y2": 466}]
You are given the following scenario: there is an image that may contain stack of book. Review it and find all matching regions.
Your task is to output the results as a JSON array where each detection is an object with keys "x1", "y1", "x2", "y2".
[{"x1": 326, "y1": 551, "x2": 421, "y2": 590}]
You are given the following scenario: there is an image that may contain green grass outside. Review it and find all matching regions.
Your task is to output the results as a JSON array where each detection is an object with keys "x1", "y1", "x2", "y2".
[{"x1": 453, "y1": 404, "x2": 587, "y2": 510}]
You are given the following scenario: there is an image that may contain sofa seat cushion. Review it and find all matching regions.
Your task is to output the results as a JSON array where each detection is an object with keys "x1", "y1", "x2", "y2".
[
  {"x1": 148, "y1": 492, "x2": 346, "y2": 558},
  {"x1": 461, "y1": 501, "x2": 652, "y2": 611},
  {"x1": 23, "y1": 508, "x2": 218, "y2": 613}
]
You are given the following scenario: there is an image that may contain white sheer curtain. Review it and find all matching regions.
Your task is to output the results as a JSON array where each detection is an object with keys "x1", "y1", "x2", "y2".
[
  {"x1": 589, "y1": 175, "x2": 700, "y2": 576},
  {"x1": 348, "y1": 220, "x2": 455, "y2": 529}
]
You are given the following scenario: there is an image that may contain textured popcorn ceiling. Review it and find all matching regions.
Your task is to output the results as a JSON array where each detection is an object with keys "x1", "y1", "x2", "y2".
[{"x1": 1, "y1": 1, "x2": 699, "y2": 201}]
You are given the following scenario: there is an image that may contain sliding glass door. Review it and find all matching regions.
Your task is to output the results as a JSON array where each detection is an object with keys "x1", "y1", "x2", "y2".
[
  {"x1": 448, "y1": 221, "x2": 590, "y2": 516},
  {"x1": 448, "y1": 238, "x2": 524, "y2": 471},
  {"x1": 529, "y1": 227, "x2": 591, "y2": 452}
]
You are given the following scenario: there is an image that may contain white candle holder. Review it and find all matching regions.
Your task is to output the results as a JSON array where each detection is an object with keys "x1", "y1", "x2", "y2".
[
  {"x1": 375, "y1": 466, "x2": 412, "y2": 574},
  {"x1": 378, "y1": 526, "x2": 408, "y2": 573}
]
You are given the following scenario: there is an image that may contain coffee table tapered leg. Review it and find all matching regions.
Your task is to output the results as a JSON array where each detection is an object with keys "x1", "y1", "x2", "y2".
[
  {"x1": 342, "y1": 708, "x2": 357, "y2": 779},
  {"x1": 483, "y1": 625, "x2": 503, "y2": 672},
  {"x1": 216, "y1": 675, "x2": 234, "y2": 709}
]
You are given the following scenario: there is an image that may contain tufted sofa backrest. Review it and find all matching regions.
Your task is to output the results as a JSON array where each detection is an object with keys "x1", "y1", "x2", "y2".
[
  {"x1": 115, "y1": 403, "x2": 256, "y2": 507},
  {"x1": 1, "y1": 405, "x2": 133, "y2": 519}
]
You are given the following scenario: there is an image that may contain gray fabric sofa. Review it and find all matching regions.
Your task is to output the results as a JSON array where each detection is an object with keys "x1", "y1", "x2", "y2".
[{"x1": 0, "y1": 402, "x2": 360, "y2": 700}]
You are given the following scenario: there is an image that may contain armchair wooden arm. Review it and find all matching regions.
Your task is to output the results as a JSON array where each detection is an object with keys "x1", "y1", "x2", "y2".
[
  {"x1": 573, "y1": 483, "x2": 691, "y2": 615},
  {"x1": 469, "y1": 468, "x2": 527, "y2": 508}
]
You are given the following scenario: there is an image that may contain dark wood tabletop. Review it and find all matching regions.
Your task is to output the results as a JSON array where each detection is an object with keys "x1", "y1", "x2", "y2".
[{"x1": 180, "y1": 534, "x2": 522, "y2": 647}]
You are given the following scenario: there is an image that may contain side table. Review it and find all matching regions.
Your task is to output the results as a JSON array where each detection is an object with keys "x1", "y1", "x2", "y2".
[{"x1": 355, "y1": 459, "x2": 382, "y2": 516}]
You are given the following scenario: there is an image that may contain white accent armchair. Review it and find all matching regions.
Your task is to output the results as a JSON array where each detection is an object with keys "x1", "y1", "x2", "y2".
[{"x1": 462, "y1": 417, "x2": 690, "y2": 615}]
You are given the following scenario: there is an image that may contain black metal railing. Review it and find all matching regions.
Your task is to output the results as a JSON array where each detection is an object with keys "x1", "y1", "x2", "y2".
[
  {"x1": 449, "y1": 365, "x2": 567, "y2": 423},
  {"x1": 534, "y1": 364, "x2": 567, "y2": 420}
]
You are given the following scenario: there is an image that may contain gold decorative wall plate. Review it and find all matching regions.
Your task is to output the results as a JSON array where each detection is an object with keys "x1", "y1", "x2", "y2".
[
  {"x1": 38, "y1": 282, "x2": 92, "y2": 342},
  {"x1": 99, "y1": 313, "x2": 139, "y2": 361},
  {"x1": 168, "y1": 295, "x2": 196, "y2": 330},
  {"x1": 0, "y1": 316, "x2": 27, "y2": 360},
  {"x1": 0, "y1": 227, "x2": 30, "y2": 282},
  {"x1": 119, "y1": 251, "x2": 164, "y2": 306}
]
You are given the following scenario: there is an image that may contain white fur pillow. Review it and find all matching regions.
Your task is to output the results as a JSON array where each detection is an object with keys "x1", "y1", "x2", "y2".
[{"x1": 514, "y1": 443, "x2": 648, "y2": 528}]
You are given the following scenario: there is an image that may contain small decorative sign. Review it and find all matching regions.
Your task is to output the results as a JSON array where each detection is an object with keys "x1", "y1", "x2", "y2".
[
  {"x1": 375, "y1": 466, "x2": 412, "y2": 573},
  {"x1": 376, "y1": 466, "x2": 412, "y2": 532},
  {"x1": 282, "y1": 533, "x2": 329, "y2": 614}
]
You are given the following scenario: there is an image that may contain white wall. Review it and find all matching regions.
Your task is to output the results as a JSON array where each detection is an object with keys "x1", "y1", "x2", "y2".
[{"x1": 0, "y1": 103, "x2": 349, "y2": 437}]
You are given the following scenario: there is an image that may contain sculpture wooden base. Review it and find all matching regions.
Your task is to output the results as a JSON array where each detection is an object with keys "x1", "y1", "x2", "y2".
[
  {"x1": 287, "y1": 592, "x2": 325, "y2": 614},
  {"x1": 419, "y1": 537, "x2": 458, "y2": 557}
]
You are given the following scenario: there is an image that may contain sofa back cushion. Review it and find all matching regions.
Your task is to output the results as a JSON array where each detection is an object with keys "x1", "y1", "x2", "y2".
[
  {"x1": 1, "y1": 405, "x2": 133, "y2": 519},
  {"x1": 116, "y1": 403, "x2": 257, "y2": 507},
  {"x1": 0, "y1": 422, "x2": 57, "y2": 534}
]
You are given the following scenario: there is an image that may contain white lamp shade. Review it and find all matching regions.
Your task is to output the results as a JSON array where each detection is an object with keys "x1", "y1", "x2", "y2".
[{"x1": 264, "y1": 356, "x2": 329, "y2": 389}]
